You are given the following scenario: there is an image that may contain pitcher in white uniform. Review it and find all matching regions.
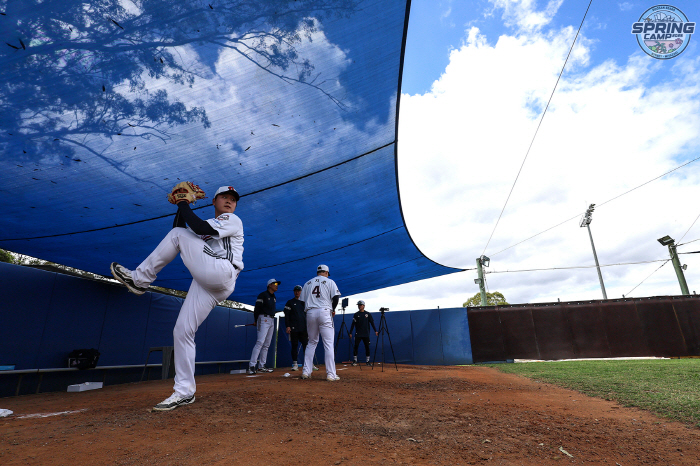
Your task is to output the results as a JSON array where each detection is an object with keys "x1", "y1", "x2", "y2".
[
  {"x1": 299, "y1": 264, "x2": 341, "y2": 381},
  {"x1": 110, "y1": 186, "x2": 244, "y2": 411}
]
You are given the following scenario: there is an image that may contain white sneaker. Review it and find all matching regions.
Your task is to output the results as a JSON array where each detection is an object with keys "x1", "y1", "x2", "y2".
[
  {"x1": 326, "y1": 375, "x2": 340, "y2": 381},
  {"x1": 291, "y1": 363, "x2": 298, "y2": 371},
  {"x1": 153, "y1": 393, "x2": 195, "y2": 411},
  {"x1": 110, "y1": 262, "x2": 148, "y2": 295},
  {"x1": 312, "y1": 365, "x2": 319, "y2": 371}
]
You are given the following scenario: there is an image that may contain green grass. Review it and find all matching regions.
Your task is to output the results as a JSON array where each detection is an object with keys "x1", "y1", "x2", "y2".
[{"x1": 486, "y1": 359, "x2": 700, "y2": 426}]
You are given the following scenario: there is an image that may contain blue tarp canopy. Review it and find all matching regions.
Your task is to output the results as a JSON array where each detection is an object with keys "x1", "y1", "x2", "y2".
[{"x1": 0, "y1": 0, "x2": 462, "y2": 306}]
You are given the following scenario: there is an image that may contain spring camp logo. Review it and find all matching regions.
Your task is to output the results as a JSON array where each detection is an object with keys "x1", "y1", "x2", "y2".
[{"x1": 631, "y1": 5, "x2": 695, "y2": 59}]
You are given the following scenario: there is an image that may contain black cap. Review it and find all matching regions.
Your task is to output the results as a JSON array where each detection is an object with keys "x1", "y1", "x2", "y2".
[{"x1": 293, "y1": 285, "x2": 302, "y2": 291}]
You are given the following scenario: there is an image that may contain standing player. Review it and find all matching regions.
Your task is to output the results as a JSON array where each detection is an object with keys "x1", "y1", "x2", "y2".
[
  {"x1": 248, "y1": 279, "x2": 280, "y2": 374},
  {"x1": 348, "y1": 300, "x2": 378, "y2": 366},
  {"x1": 283, "y1": 285, "x2": 308, "y2": 371},
  {"x1": 110, "y1": 185, "x2": 243, "y2": 411},
  {"x1": 300, "y1": 264, "x2": 341, "y2": 381}
]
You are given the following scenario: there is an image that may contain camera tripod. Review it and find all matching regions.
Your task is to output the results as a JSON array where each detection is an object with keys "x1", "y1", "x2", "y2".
[
  {"x1": 335, "y1": 305, "x2": 353, "y2": 363},
  {"x1": 371, "y1": 308, "x2": 398, "y2": 371}
]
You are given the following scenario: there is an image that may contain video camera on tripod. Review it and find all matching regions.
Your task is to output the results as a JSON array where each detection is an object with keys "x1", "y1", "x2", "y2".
[{"x1": 372, "y1": 307, "x2": 397, "y2": 371}]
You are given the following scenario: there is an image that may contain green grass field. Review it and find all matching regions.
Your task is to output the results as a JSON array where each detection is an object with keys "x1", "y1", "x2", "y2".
[{"x1": 486, "y1": 359, "x2": 700, "y2": 426}]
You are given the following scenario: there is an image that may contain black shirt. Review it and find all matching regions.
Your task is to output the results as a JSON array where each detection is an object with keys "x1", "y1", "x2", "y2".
[
  {"x1": 283, "y1": 298, "x2": 307, "y2": 332},
  {"x1": 349, "y1": 310, "x2": 377, "y2": 338},
  {"x1": 254, "y1": 290, "x2": 276, "y2": 321}
]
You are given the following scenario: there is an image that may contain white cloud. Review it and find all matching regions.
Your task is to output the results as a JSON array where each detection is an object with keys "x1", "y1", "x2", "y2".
[
  {"x1": 441, "y1": 6, "x2": 452, "y2": 20},
  {"x1": 356, "y1": 1, "x2": 700, "y2": 311},
  {"x1": 490, "y1": 0, "x2": 564, "y2": 31},
  {"x1": 618, "y1": 2, "x2": 634, "y2": 12}
]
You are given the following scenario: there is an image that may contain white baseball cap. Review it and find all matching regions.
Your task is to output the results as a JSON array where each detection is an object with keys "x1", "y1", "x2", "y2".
[
  {"x1": 357, "y1": 300, "x2": 365, "y2": 305},
  {"x1": 214, "y1": 186, "x2": 240, "y2": 201},
  {"x1": 317, "y1": 264, "x2": 329, "y2": 273},
  {"x1": 267, "y1": 278, "x2": 280, "y2": 286}
]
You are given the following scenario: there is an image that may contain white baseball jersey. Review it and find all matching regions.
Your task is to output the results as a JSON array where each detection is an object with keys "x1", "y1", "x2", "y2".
[
  {"x1": 301, "y1": 276, "x2": 340, "y2": 310},
  {"x1": 188, "y1": 212, "x2": 244, "y2": 270}
]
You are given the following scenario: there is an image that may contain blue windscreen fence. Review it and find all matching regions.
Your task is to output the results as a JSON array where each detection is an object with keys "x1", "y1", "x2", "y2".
[
  {"x1": 0, "y1": 263, "x2": 473, "y2": 383},
  {"x1": 0, "y1": 0, "x2": 463, "y2": 307}
]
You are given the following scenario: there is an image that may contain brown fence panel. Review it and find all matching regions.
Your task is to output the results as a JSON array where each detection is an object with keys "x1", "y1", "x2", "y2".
[
  {"x1": 467, "y1": 308, "x2": 506, "y2": 362},
  {"x1": 672, "y1": 297, "x2": 700, "y2": 355},
  {"x1": 636, "y1": 298, "x2": 687, "y2": 357},
  {"x1": 563, "y1": 303, "x2": 611, "y2": 358},
  {"x1": 468, "y1": 296, "x2": 700, "y2": 362},
  {"x1": 531, "y1": 305, "x2": 575, "y2": 360},
  {"x1": 498, "y1": 308, "x2": 540, "y2": 359},
  {"x1": 599, "y1": 301, "x2": 651, "y2": 357}
]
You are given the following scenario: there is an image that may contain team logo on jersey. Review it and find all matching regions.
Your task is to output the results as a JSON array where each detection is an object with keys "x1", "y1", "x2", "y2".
[
  {"x1": 631, "y1": 5, "x2": 695, "y2": 59},
  {"x1": 217, "y1": 214, "x2": 229, "y2": 221}
]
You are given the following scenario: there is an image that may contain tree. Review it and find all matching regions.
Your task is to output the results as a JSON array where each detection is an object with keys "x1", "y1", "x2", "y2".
[
  {"x1": 0, "y1": 249, "x2": 16, "y2": 264},
  {"x1": 463, "y1": 291, "x2": 509, "y2": 307}
]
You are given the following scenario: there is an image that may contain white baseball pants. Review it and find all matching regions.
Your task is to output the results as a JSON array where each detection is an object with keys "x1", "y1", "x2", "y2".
[
  {"x1": 303, "y1": 308, "x2": 336, "y2": 378},
  {"x1": 132, "y1": 228, "x2": 237, "y2": 398},
  {"x1": 249, "y1": 315, "x2": 275, "y2": 368}
]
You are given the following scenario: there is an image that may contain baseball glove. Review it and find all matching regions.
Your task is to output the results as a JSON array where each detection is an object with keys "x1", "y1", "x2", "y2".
[{"x1": 167, "y1": 181, "x2": 206, "y2": 205}]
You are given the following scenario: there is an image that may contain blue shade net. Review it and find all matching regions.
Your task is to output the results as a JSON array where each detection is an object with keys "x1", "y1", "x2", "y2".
[{"x1": 0, "y1": 0, "x2": 462, "y2": 306}]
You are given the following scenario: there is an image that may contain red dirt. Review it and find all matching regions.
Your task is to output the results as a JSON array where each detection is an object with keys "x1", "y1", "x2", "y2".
[{"x1": 1, "y1": 365, "x2": 699, "y2": 465}]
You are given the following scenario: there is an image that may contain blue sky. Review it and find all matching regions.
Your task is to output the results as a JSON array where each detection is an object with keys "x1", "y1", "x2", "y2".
[
  {"x1": 403, "y1": 1, "x2": 700, "y2": 96},
  {"x1": 350, "y1": 0, "x2": 700, "y2": 311}
]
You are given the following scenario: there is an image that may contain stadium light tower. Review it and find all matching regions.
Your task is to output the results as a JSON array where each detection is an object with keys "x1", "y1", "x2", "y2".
[
  {"x1": 657, "y1": 235, "x2": 690, "y2": 295},
  {"x1": 475, "y1": 255, "x2": 490, "y2": 306},
  {"x1": 580, "y1": 204, "x2": 607, "y2": 300}
]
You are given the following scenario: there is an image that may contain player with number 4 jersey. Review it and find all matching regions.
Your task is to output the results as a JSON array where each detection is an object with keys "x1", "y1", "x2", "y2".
[{"x1": 300, "y1": 264, "x2": 340, "y2": 381}]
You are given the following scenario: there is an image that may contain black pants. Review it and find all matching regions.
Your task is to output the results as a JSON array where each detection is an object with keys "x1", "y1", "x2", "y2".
[
  {"x1": 353, "y1": 336, "x2": 370, "y2": 357},
  {"x1": 290, "y1": 330, "x2": 309, "y2": 361}
]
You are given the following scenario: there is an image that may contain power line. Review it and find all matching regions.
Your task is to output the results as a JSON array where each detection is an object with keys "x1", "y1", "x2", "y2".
[
  {"x1": 679, "y1": 238, "x2": 700, "y2": 247},
  {"x1": 679, "y1": 211, "x2": 700, "y2": 243},
  {"x1": 481, "y1": 0, "x2": 594, "y2": 256},
  {"x1": 491, "y1": 153, "x2": 700, "y2": 257},
  {"x1": 595, "y1": 154, "x2": 700, "y2": 209},
  {"x1": 484, "y1": 258, "x2": 669, "y2": 274},
  {"x1": 624, "y1": 260, "x2": 670, "y2": 298}
]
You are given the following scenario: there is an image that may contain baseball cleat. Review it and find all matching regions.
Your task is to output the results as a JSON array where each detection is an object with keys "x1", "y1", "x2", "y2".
[
  {"x1": 110, "y1": 262, "x2": 147, "y2": 295},
  {"x1": 351, "y1": 361, "x2": 358, "y2": 366},
  {"x1": 301, "y1": 373, "x2": 311, "y2": 379},
  {"x1": 312, "y1": 365, "x2": 319, "y2": 371},
  {"x1": 326, "y1": 375, "x2": 341, "y2": 381},
  {"x1": 153, "y1": 393, "x2": 195, "y2": 411},
  {"x1": 291, "y1": 363, "x2": 299, "y2": 371},
  {"x1": 366, "y1": 362, "x2": 372, "y2": 367},
  {"x1": 258, "y1": 366, "x2": 273, "y2": 373},
  {"x1": 246, "y1": 366, "x2": 257, "y2": 375}
]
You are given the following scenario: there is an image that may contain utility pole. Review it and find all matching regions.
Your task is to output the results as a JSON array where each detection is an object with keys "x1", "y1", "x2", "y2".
[
  {"x1": 658, "y1": 235, "x2": 690, "y2": 295},
  {"x1": 579, "y1": 204, "x2": 607, "y2": 300},
  {"x1": 474, "y1": 255, "x2": 490, "y2": 306}
]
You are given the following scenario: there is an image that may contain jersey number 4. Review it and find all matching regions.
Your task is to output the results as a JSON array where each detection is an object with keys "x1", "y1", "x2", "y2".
[{"x1": 312, "y1": 286, "x2": 321, "y2": 298}]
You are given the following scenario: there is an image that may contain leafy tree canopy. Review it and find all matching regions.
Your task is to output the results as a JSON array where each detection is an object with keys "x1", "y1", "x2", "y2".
[
  {"x1": 463, "y1": 291, "x2": 509, "y2": 307},
  {"x1": 0, "y1": 249, "x2": 15, "y2": 264}
]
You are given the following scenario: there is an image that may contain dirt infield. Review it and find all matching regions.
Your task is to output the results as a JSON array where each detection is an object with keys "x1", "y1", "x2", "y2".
[{"x1": 1, "y1": 364, "x2": 699, "y2": 465}]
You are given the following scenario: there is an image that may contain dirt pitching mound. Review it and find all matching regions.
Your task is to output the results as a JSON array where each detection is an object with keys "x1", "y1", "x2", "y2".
[{"x1": 2, "y1": 365, "x2": 699, "y2": 465}]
